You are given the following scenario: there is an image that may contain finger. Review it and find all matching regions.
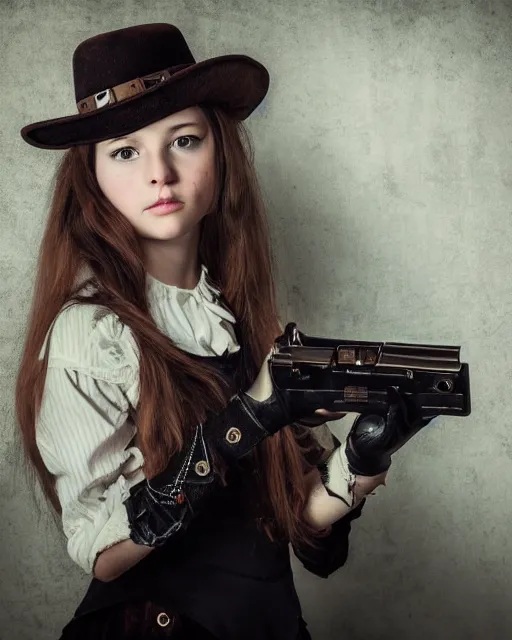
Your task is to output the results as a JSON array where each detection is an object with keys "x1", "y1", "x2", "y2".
[{"x1": 314, "y1": 409, "x2": 346, "y2": 418}]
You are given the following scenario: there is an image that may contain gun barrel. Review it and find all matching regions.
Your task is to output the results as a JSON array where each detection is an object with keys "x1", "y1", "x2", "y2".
[
  {"x1": 272, "y1": 343, "x2": 462, "y2": 373},
  {"x1": 378, "y1": 343, "x2": 461, "y2": 373}
]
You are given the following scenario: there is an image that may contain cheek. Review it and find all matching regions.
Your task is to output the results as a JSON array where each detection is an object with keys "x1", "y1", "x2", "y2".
[
  {"x1": 190, "y1": 159, "x2": 216, "y2": 204},
  {"x1": 191, "y1": 170, "x2": 215, "y2": 212},
  {"x1": 201, "y1": 168, "x2": 216, "y2": 198},
  {"x1": 96, "y1": 163, "x2": 137, "y2": 211},
  {"x1": 187, "y1": 139, "x2": 216, "y2": 203}
]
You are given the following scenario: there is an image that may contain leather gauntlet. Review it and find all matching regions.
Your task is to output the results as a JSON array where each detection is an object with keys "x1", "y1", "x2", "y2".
[
  {"x1": 126, "y1": 423, "x2": 215, "y2": 547},
  {"x1": 125, "y1": 383, "x2": 304, "y2": 548}
]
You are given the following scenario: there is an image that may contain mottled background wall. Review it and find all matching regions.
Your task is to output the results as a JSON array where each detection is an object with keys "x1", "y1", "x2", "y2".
[{"x1": 1, "y1": 1, "x2": 511, "y2": 638}]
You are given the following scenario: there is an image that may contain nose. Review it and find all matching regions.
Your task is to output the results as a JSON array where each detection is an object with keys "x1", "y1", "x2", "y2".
[{"x1": 147, "y1": 150, "x2": 177, "y2": 185}]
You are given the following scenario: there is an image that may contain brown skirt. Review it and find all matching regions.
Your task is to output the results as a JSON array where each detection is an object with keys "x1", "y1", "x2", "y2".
[{"x1": 59, "y1": 601, "x2": 219, "y2": 640}]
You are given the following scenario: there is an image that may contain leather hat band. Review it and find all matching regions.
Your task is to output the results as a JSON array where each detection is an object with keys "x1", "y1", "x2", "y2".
[{"x1": 76, "y1": 65, "x2": 189, "y2": 114}]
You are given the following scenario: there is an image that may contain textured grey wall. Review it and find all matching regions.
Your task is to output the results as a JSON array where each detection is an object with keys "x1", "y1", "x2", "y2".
[{"x1": 2, "y1": 1, "x2": 511, "y2": 639}]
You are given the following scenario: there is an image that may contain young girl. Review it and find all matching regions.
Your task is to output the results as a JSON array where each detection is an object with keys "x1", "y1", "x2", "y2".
[{"x1": 16, "y1": 23, "x2": 432, "y2": 640}]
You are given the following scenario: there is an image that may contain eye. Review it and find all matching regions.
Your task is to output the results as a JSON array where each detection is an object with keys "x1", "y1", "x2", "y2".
[
  {"x1": 173, "y1": 135, "x2": 200, "y2": 149},
  {"x1": 109, "y1": 136, "x2": 200, "y2": 161},
  {"x1": 110, "y1": 147, "x2": 138, "y2": 161}
]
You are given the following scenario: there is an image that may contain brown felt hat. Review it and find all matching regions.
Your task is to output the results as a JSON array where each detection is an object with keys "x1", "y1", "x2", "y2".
[{"x1": 21, "y1": 23, "x2": 270, "y2": 150}]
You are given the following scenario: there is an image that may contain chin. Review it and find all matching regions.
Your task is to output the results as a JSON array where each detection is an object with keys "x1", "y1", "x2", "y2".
[{"x1": 139, "y1": 222, "x2": 197, "y2": 242}]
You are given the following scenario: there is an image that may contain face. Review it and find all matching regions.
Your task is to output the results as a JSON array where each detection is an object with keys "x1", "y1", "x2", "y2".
[{"x1": 94, "y1": 107, "x2": 216, "y2": 245}]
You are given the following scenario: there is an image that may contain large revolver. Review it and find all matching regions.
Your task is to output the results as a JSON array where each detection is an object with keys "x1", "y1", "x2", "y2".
[{"x1": 270, "y1": 323, "x2": 471, "y2": 420}]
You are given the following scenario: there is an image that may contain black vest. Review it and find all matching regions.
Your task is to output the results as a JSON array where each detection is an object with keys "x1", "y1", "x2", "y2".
[{"x1": 66, "y1": 338, "x2": 306, "y2": 640}]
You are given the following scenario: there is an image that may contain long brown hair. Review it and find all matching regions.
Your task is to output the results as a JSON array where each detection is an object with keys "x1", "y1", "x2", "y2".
[{"x1": 15, "y1": 107, "x2": 325, "y2": 547}]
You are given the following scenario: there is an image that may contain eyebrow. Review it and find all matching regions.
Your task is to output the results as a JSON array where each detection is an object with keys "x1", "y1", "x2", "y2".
[{"x1": 104, "y1": 122, "x2": 202, "y2": 146}]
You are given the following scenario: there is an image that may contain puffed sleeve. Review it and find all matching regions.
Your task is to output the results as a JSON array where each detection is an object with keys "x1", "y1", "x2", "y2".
[{"x1": 36, "y1": 303, "x2": 145, "y2": 574}]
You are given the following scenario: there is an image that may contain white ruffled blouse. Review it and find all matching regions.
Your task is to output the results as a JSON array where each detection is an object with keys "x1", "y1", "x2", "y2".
[{"x1": 36, "y1": 265, "x2": 240, "y2": 574}]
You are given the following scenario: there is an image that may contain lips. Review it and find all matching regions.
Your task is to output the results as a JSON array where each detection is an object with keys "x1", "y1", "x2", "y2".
[
  {"x1": 148, "y1": 198, "x2": 181, "y2": 209},
  {"x1": 146, "y1": 200, "x2": 184, "y2": 216}
]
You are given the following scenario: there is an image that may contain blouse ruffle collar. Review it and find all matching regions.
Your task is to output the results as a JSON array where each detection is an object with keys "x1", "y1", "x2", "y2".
[{"x1": 146, "y1": 264, "x2": 240, "y2": 357}]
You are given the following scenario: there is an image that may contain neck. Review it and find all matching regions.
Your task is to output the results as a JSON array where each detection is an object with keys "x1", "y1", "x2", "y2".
[{"x1": 142, "y1": 231, "x2": 201, "y2": 289}]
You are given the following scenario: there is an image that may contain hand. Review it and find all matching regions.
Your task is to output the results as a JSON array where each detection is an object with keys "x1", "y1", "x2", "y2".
[
  {"x1": 346, "y1": 387, "x2": 437, "y2": 476},
  {"x1": 244, "y1": 354, "x2": 346, "y2": 432}
]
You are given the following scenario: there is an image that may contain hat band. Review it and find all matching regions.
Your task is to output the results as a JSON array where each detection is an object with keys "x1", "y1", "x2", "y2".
[{"x1": 76, "y1": 64, "x2": 190, "y2": 114}]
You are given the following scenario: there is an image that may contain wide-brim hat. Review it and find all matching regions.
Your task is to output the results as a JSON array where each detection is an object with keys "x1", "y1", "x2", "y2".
[{"x1": 21, "y1": 23, "x2": 270, "y2": 150}]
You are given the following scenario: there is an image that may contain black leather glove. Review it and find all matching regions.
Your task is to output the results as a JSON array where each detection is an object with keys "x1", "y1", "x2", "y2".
[
  {"x1": 125, "y1": 352, "x2": 333, "y2": 547},
  {"x1": 345, "y1": 387, "x2": 437, "y2": 476}
]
